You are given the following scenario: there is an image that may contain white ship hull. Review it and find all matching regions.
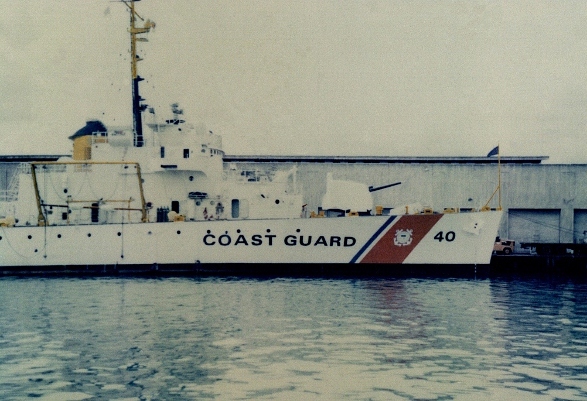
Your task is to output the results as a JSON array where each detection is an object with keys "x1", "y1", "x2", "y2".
[{"x1": 0, "y1": 211, "x2": 502, "y2": 268}]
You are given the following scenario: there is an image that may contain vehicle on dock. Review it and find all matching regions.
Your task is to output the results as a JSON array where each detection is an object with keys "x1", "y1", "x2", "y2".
[{"x1": 494, "y1": 238, "x2": 515, "y2": 255}]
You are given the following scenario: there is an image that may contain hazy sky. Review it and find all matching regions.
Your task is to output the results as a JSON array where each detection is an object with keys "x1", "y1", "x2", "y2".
[{"x1": 2, "y1": 1, "x2": 587, "y2": 163}]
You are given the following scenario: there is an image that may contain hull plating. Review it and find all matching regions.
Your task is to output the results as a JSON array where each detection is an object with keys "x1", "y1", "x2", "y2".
[{"x1": 0, "y1": 211, "x2": 502, "y2": 267}]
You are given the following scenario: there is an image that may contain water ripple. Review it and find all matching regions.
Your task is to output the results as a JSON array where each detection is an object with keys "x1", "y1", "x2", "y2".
[{"x1": 1, "y1": 277, "x2": 587, "y2": 400}]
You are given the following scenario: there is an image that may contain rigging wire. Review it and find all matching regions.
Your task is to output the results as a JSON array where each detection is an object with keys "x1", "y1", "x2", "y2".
[{"x1": 0, "y1": 227, "x2": 46, "y2": 260}]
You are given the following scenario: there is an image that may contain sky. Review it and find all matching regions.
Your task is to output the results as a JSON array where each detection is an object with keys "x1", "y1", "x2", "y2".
[{"x1": 2, "y1": 1, "x2": 587, "y2": 163}]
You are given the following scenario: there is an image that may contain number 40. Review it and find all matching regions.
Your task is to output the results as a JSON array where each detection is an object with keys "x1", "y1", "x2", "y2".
[{"x1": 434, "y1": 231, "x2": 455, "y2": 242}]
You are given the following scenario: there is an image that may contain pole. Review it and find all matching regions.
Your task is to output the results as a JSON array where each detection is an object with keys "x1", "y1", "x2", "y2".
[{"x1": 498, "y1": 144, "x2": 502, "y2": 210}]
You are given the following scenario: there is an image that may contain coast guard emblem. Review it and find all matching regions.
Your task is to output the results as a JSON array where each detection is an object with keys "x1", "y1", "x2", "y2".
[{"x1": 393, "y1": 229, "x2": 413, "y2": 246}]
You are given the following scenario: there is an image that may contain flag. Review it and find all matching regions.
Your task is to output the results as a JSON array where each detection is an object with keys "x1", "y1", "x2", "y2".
[{"x1": 487, "y1": 146, "x2": 499, "y2": 157}]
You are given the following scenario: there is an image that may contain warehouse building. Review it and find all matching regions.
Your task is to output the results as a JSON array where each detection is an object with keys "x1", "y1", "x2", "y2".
[{"x1": 2, "y1": 153, "x2": 585, "y2": 249}]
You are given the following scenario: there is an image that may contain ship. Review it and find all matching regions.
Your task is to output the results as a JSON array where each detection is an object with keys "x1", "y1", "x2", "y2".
[{"x1": 0, "y1": 1, "x2": 502, "y2": 272}]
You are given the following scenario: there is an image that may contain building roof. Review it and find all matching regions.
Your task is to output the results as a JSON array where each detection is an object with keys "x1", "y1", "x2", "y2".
[
  {"x1": 0, "y1": 154, "x2": 549, "y2": 164},
  {"x1": 223, "y1": 155, "x2": 549, "y2": 164},
  {"x1": 0, "y1": 155, "x2": 69, "y2": 163}
]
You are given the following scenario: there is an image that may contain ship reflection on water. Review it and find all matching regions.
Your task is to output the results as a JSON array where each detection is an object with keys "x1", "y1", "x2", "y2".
[{"x1": 1, "y1": 275, "x2": 586, "y2": 400}]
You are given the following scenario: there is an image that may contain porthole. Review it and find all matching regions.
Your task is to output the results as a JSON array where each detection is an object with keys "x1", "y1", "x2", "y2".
[
  {"x1": 177, "y1": 230, "x2": 181, "y2": 235},
  {"x1": 87, "y1": 233, "x2": 92, "y2": 237},
  {"x1": 117, "y1": 232, "x2": 122, "y2": 236},
  {"x1": 57, "y1": 234, "x2": 62, "y2": 239},
  {"x1": 27, "y1": 235, "x2": 32, "y2": 240}
]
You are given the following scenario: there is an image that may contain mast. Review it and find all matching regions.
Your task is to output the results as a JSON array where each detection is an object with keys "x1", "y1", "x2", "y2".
[{"x1": 125, "y1": 0, "x2": 155, "y2": 147}]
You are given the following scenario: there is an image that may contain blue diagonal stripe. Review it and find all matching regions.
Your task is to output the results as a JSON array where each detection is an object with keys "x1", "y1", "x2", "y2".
[{"x1": 350, "y1": 215, "x2": 398, "y2": 263}]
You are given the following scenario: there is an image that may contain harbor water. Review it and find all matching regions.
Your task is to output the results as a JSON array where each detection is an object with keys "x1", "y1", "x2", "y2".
[{"x1": 1, "y1": 275, "x2": 587, "y2": 400}]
